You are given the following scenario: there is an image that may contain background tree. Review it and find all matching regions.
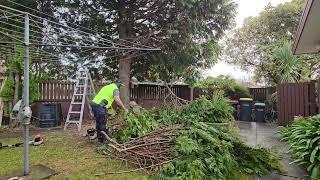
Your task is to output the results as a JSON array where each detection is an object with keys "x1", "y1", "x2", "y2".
[
  {"x1": 225, "y1": 0, "x2": 320, "y2": 85},
  {"x1": 54, "y1": 0, "x2": 237, "y2": 104},
  {"x1": 194, "y1": 75, "x2": 250, "y2": 99},
  {"x1": 256, "y1": 41, "x2": 310, "y2": 84}
]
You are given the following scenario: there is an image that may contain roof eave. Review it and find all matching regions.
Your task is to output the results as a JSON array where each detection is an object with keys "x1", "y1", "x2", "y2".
[{"x1": 292, "y1": 0, "x2": 314, "y2": 55}]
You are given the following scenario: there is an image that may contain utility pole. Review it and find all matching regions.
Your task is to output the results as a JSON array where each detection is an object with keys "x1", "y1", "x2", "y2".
[{"x1": 23, "y1": 13, "x2": 30, "y2": 176}]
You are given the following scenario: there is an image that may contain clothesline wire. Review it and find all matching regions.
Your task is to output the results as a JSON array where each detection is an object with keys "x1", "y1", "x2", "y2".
[{"x1": 5, "y1": 0, "x2": 155, "y2": 49}]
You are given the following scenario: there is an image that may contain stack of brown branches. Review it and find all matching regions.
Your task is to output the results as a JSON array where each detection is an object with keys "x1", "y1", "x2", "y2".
[{"x1": 99, "y1": 125, "x2": 185, "y2": 175}]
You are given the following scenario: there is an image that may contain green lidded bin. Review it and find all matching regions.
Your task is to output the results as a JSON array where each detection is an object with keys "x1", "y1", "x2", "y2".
[{"x1": 254, "y1": 102, "x2": 266, "y2": 122}]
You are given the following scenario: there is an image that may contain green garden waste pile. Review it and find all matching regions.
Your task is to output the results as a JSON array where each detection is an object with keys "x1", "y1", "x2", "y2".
[{"x1": 100, "y1": 93, "x2": 283, "y2": 179}]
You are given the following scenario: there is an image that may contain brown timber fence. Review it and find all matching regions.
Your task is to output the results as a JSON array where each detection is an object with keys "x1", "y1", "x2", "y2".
[
  {"x1": 29, "y1": 81, "x2": 276, "y2": 121},
  {"x1": 38, "y1": 81, "x2": 192, "y2": 103},
  {"x1": 277, "y1": 80, "x2": 319, "y2": 126},
  {"x1": 249, "y1": 87, "x2": 276, "y2": 102},
  {"x1": 37, "y1": 81, "x2": 275, "y2": 103}
]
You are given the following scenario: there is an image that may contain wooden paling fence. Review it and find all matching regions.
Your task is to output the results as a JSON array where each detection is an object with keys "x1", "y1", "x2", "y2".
[
  {"x1": 277, "y1": 80, "x2": 319, "y2": 126},
  {"x1": 38, "y1": 81, "x2": 192, "y2": 103},
  {"x1": 249, "y1": 87, "x2": 276, "y2": 101},
  {"x1": 38, "y1": 81, "x2": 273, "y2": 103},
  {"x1": 0, "y1": 80, "x2": 276, "y2": 122}
]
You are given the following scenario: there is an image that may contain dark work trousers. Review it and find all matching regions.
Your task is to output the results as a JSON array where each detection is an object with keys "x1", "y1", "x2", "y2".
[{"x1": 90, "y1": 104, "x2": 108, "y2": 142}]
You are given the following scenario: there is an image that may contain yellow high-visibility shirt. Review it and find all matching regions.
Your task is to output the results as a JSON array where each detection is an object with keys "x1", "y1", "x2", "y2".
[{"x1": 92, "y1": 83, "x2": 118, "y2": 109}]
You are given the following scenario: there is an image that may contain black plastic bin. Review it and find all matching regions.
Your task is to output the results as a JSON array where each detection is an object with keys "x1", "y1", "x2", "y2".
[
  {"x1": 37, "y1": 103, "x2": 62, "y2": 128},
  {"x1": 239, "y1": 98, "x2": 253, "y2": 121},
  {"x1": 254, "y1": 103, "x2": 266, "y2": 122}
]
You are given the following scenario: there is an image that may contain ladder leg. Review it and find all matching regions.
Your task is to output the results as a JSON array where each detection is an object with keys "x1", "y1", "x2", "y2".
[{"x1": 64, "y1": 68, "x2": 94, "y2": 131}]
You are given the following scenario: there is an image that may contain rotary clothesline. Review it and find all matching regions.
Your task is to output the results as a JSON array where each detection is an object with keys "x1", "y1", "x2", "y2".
[
  {"x1": 4, "y1": 0, "x2": 155, "y2": 49},
  {"x1": 0, "y1": 3, "x2": 160, "y2": 176},
  {"x1": 0, "y1": 4, "x2": 160, "y2": 67}
]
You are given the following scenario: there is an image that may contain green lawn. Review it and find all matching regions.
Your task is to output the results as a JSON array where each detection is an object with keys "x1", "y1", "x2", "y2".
[{"x1": 0, "y1": 130, "x2": 146, "y2": 179}]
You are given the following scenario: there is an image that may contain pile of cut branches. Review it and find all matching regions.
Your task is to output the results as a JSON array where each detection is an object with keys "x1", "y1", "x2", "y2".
[
  {"x1": 101, "y1": 125, "x2": 185, "y2": 172},
  {"x1": 99, "y1": 93, "x2": 282, "y2": 179}
]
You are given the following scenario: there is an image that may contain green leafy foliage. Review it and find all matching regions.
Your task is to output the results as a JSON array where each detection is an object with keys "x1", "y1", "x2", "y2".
[
  {"x1": 225, "y1": 0, "x2": 320, "y2": 84},
  {"x1": 281, "y1": 115, "x2": 320, "y2": 179},
  {"x1": 233, "y1": 142, "x2": 282, "y2": 176},
  {"x1": 0, "y1": 46, "x2": 40, "y2": 118},
  {"x1": 53, "y1": 0, "x2": 237, "y2": 83},
  {"x1": 0, "y1": 77, "x2": 15, "y2": 116},
  {"x1": 157, "y1": 121, "x2": 281, "y2": 179},
  {"x1": 113, "y1": 93, "x2": 282, "y2": 179},
  {"x1": 114, "y1": 109, "x2": 159, "y2": 142},
  {"x1": 194, "y1": 76, "x2": 251, "y2": 99},
  {"x1": 179, "y1": 94, "x2": 234, "y2": 124},
  {"x1": 0, "y1": 77, "x2": 14, "y2": 100}
]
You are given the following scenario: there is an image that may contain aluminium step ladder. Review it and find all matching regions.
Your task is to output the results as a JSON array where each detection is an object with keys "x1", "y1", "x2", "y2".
[{"x1": 64, "y1": 68, "x2": 96, "y2": 131}]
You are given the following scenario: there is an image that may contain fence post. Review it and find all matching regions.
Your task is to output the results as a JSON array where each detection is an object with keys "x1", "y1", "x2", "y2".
[
  {"x1": 309, "y1": 80, "x2": 317, "y2": 115},
  {"x1": 317, "y1": 79, "x2": 320, "y2": 114},
  {"x1": 190, "y1": 87, "x2": 194, "y2": 101}
]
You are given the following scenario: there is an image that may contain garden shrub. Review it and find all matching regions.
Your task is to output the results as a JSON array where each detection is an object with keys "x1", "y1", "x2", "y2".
[
  {"x1": 281, "y1": 115, "x2": 320, "y2": 179},
  {"x1": 194, "y1": 75, "x2": 251, "y2": 99}
]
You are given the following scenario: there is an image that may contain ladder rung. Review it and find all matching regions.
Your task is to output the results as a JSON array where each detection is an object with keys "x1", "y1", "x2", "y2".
[
  {"x1": 71, "y1": 102, "x2": 83, "y2": 105},
  {"x1": 70, "y1": 111, "x2": 81, "y2": 114},
  {"x1": 67, "y1": 121, "x2": 80, "y2": 123}
]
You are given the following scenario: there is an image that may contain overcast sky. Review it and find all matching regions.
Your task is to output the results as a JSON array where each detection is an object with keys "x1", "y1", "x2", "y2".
[{"x1": 203, "y1": 0, "x2": 292, "y2": 82}]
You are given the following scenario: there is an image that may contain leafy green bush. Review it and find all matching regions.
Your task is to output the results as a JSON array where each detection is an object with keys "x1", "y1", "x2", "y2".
[
  {"x1": 194, "y1": 75, "x2": 251, "y2": 99},
  {"x1": 281, "y1": 115, "x2": 320, "y2": 179},
  {"x1": 0, "y1": 77, "x2": 15, "y2": 116}
]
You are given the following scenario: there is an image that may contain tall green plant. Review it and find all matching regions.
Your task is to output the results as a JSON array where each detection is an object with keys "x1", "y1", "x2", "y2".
[
  {"x1": 281, "y1": 115, "x2": 320, "y2": 179},
  {"x1": 273, "y1": 41, "x2": 309, "y2": 83}
]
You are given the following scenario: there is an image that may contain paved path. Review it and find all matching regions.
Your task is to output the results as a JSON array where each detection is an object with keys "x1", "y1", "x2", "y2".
[{"x1": 236, "y1": 121, "x2": 309, "y2": 180}]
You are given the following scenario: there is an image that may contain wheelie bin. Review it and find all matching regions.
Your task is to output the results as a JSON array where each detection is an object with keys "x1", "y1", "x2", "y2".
[
  {"x1": 254, "y1": 102, "x2": 266, "y2": 122},
  {"x1": 239, "y1": 98, "x2": 253, "y2": 121}
]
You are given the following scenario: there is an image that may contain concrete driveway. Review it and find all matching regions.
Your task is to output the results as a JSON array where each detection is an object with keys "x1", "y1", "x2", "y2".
[{"x1": 236, "y1": 121, "x2": 309, "y2": 180}]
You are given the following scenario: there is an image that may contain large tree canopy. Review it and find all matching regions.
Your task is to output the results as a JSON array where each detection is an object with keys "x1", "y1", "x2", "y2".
[
  {"x1": 0, "y1": 0, "x2": 237, "y2": 105},
  {"x1": 225, "y1": 0, "x2": 320, "y2": 85},
  {"x1": 54, "y1": 0, "x2": 237, "y2": 103}
]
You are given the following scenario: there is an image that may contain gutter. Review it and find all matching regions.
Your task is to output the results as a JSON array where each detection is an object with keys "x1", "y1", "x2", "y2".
[{"x1": 292, "y1": 0, "x2": 315, "y2": 55}]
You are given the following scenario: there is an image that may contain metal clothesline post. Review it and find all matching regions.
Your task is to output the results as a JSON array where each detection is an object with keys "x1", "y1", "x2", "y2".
[{"x1": 23, "y1": 13, "x2": 30, "y2": 176}]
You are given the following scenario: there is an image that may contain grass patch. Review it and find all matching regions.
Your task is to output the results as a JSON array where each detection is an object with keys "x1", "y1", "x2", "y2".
[{"x1": 0, "y1": 130, "x2": 146, "y2": 179}]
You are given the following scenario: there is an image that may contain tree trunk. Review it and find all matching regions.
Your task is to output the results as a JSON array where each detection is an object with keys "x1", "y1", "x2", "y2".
[
  {"x1": 119, "y1": 59, "x2": 131, "y2": 107},
  {"x1": 118, "y1": 1, "x2": 131, "y2": 107}
]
